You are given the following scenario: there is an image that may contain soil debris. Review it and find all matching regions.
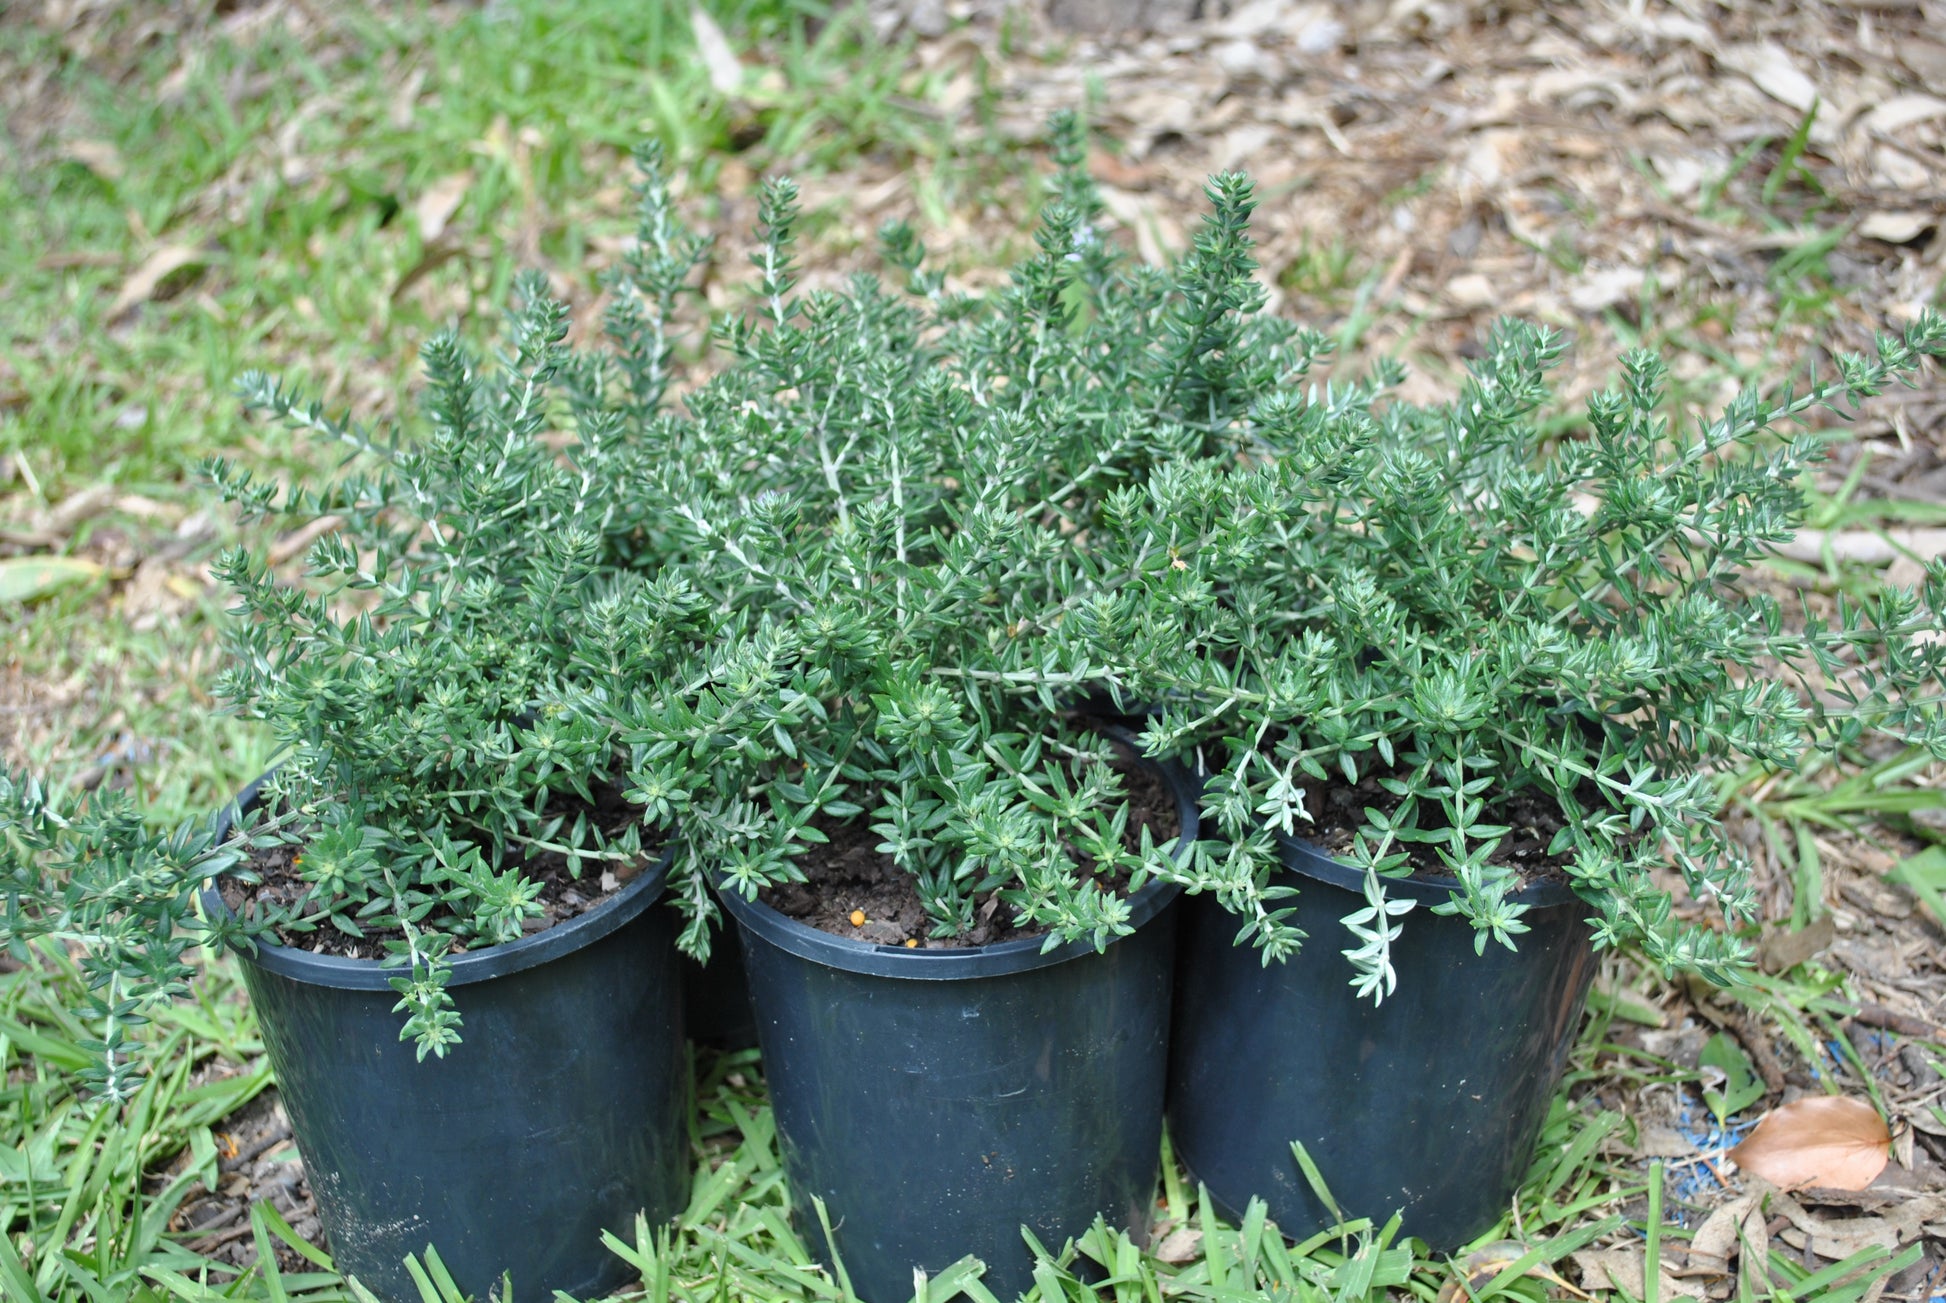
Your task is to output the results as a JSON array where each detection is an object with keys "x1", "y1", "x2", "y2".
[{"x1": 762, "y1": 754, "x2": 1181, "y2": 946}]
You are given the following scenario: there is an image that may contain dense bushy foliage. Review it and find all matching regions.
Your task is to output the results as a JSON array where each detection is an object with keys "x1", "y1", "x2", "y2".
[
  {"x1": 1050, "y1": 245, "x2": 1946, "y2": 998},
  {"x1": 0, "y1": 772, "x2": 244, "y2": 1101},
  {"x1": 614, "y1": 122, "x2": 1231, "y2": 954},
  {"x1": 196, "y1": 149, "x2": 722, "y2": 1056},
  {"x1": 8, "y1": 119, "x2": 1944, "y2": 1095},
  {"x1": 613, "y1": 123, "x2": 1945, "y2": 998}
]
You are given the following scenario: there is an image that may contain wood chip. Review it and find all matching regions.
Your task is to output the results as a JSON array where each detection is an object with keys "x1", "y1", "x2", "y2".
[
  {"x1": 108, "y1": 243, "x2": 211, "y2": 320},
  {"x1": 413, "y1": 171, "x2": 472, "y2": 243},
  {"x1": 689, "y1": 5, "x2": 743, "y2": 95}
]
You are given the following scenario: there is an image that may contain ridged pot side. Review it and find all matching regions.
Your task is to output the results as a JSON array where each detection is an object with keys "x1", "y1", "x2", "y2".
[{"x1": 1167, "y1": 834, "x2": 1596, "y2": 1252}]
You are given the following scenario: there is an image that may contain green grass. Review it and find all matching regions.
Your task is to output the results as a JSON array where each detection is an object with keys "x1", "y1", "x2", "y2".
[
  {"x1": 1722, "y1": 744, "x2": 1946, "y2": 934},
  {"x1": 2, "y1": 578, "x2": 277, "y2": 817},
  {"x1": 1, "y1": 0, "x2": 974, "y2": 507},
  {"x1": 0, "y1": 945, "x2": 288, "y2": 1302},
  {"x1": 1275, "y1": 235, "x2": 1362, "y2": 302},
  {"x1": 3, "y1": 942, "x2": 1933, "y2": 1302},
  {"x1": 1, "y1": 0, "x2": 1011, "y2": 799}
]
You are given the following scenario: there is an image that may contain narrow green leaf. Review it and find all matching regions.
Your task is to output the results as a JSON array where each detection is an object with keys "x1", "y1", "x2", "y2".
[{"x1": 0, "y1": 555, "x2": 107, "y2": 603}]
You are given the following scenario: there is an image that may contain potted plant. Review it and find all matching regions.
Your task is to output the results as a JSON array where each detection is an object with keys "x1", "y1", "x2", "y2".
[
  {"x1": 1047, "y1": 172, "x2": 1946, "y2": 1247},
  {"x1": 212, "y1": 300, "x2": 706, "y2": 1300},
  {"x1": 1, "y1": 149, "x2": 731, "y2": 1302},
  {"x1": 609, "y1": 129, "x2": 1223, "y2": 1301}
]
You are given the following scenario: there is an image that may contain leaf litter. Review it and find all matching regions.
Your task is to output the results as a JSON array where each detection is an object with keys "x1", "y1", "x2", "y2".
[{"x1": 1730, "y1": 1097, "x2": 1894, "y2": 1193}]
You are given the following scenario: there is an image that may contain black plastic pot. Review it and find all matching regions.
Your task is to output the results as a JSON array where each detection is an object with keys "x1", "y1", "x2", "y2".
[
  {"x1": 1168, "y1": 833, "x2": 1596, "y2": 1252},
  {"x1": 720, "y1": 753, "x2": 1200, "y2": 1303},
  {"x1": 683, "y1": 896, "x2": 758, "y2": 1049},
  {"x1": 204, "y1": 782, "x2": 691, "y2": 1303}
]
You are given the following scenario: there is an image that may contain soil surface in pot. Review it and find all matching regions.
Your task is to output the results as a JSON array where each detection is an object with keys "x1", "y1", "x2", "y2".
[
  {"x1": 1302, "y1": 769, "x2": 1580, "y2": 884},
  {"x1": 760, "y1": 758, "x2": 1180, "y2": 947},
  {"x1": 220, "y1": 780, "x2": 664, "y2": 962}
]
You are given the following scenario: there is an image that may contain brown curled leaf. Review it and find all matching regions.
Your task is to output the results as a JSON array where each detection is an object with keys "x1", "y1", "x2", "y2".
[{"x1": 1729, "y1": 1096, "x2": 1889, "y2": 1191}]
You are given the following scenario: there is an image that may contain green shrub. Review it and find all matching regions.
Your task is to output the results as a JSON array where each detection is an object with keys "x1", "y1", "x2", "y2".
[
  {"x1": 67, "y1": 146, "x2": 716, "y2": 1066},
  {"x1": 1052, "y1": 228, "x2": 1946, "y2": 997},
  {"x1": 0, "y1": 772, "x2": 243, "y2": 1101},
  {"x1": 622, "y1": 121, "x2": 1944, "y2": 995},
  {"x1": 616, "y1": 115, "x2": 1223, "y2": 952},
  {"x1": 10, "y1": 118, "x2": 1943, "y2": 1099}
]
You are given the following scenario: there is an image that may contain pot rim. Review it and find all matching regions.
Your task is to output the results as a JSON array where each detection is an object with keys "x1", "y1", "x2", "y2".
[
  {"x1": 199, "y1": 774, "x2": 673, "y2": 992},
  {"x1": 1104, "y1": 701, "x2": 1589, "y2": 912},
  {"x1": 1273, "y1": 829, "x2": 1583, "y2": 908},
  {"x1": 720, "y1": 871, "x2": 1183, "y2": 981},
  {"x1": 719, "y1": 738, "x2": 1201, "y2": 982}
]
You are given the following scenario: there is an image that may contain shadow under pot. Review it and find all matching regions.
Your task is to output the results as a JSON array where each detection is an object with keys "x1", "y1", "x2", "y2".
[
  {"x1": 202, "y1": 779, "x2": 692, "y2": 1303},
  {"x1": 1167, "y1": 833, "x2": 1596, "y2": 1253},
  {"x1": 718, "y1": 752, "x2": 1200, "y2": 1303},
  {"x1": 683, "y1": 889, "x2": 759, "y2": 1050}
]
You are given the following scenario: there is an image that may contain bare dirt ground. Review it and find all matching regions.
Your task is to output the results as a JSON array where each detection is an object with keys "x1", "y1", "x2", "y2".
[{"x1": 146, "y1": 1089, "x2": 326, "y2": 1277}]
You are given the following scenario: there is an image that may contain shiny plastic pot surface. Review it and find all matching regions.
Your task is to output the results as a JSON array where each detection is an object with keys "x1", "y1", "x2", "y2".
[
  {"x1": 1168, "y1": 833, "x2": 1596, "y2": 1251},
  {"x1": 205, "y1": 779, "x2": 690, "y2": 1303},
  {"x1": 722, "y1": 747, "x2": 1200, "y2": 1303}
]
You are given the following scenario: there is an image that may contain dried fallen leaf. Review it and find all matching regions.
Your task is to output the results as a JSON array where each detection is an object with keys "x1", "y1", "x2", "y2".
[
  {"x1": 1857, "y1": 212, "x2": 1937, "y2": 244},
  {"x1": 689, "y1": 5, "x2": 743, "y2": 95},
  {"x1": 1446, "y1": 273, "x2": 1496, "y2": 312},
  {"x1": 1756, "y1": 911, "x2": 1836, "y2": 973},
  {"x1": 1729, "y1": 1097, "x2": 1890, "y2": 1191},
  {"x1": 1087, "y1": 148, "x2": 1158, "y2": 190},
  {"x1": 1863, "y1": 94, "x2": 1946, "y2": 135},
  {"x1": 108, "y1": 243, "x2": 210, "y2": 320},
  {"x1": 47, "y1": 482, "x2": 115, "y2": 533},
  {"x1": 1675, "y1": 1191, "x2": 1764, "y2": 1277},
  {"x1": 1897, "y1": 40, "x2": 1946, "y2": 93},
  {"x1": 60, "y1": 139, "x2": 124, "y2": 181},
  {"x1": 267, "y1": 514, "x2": 344, "y2": 567},
  {"x1": 1571, "y1": 1248, "x2": 1706, "y2": 1300},
  {"x1": 1774, "y1": 529, "x2": 1946, "y2": 566},
  {"x1": 0, "y1": 555, "x2": 108, "y2": 603},
  {"x1": 1792, "y1": 1211, "x2": 1900, "y2": 1261},
  {"x1": 1097, "y1": 186, "x2": 1184, "y2": 267},
  {"x1": 414, "y1": 171, "x2": 472, "y2": 243},
  {"x1": 1153, "y1": 1225, "x2": 1201, "y2": 1264},
  {"x1": 1215, "y1": 0, "x2": 1288, "y2": 39},
  {"x1": 1437, "y1": 1241, "x2": 1591, "y2": 1303},
  {"x1": 1719, "y1": 43, "x2": 1819, "y2": 112},
  {"x1": 1568, "y1": 266, "x2": 1645, "y2": 314}
]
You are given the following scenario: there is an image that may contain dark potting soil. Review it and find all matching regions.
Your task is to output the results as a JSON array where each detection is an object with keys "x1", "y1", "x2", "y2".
[
  {"x1": 1300, "y1": 769, "x2": 1577, "y2": 884},
  {"x1": 760, "y1": 757, "x2": 1181, "y2": 948},
  {"x1": 220, "y1": 782, "x2": 662, "y2": 962}
]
